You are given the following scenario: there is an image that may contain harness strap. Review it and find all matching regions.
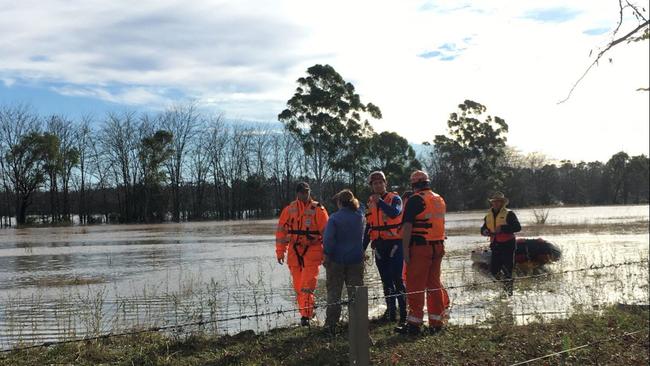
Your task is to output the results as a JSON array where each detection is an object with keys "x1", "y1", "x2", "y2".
[
  {"x1": 292, "y1": 242, "x2": 310, "y2": 268},
  {"x1": 413, "y1": 221, "x2": 432, "y2": 229},
  {"x1": 368, "y1": 223, "x2": 401, "y2": 231},
  {"x1": 287, "y1": 229, "x2": 321, "y2": 235}
]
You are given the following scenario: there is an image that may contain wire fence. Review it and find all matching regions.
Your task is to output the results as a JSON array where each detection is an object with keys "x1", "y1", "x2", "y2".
[
  {"x1": 509, "y1": 329, "x2": 647, "y2": 365},
  {"x1": 370, "y1": 259, "x2": 648, "y2": 301},
  {"x1": 1, "y1": 259, "x2": 647, "y2": 354}
]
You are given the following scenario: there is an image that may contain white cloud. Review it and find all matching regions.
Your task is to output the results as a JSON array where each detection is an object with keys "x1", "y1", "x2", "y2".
[
  {"x1": 0, "y1": 0, "x2": 647, "y2": 161},
  {"x1": 1, "y1": 78, "x2": 15, "y2": 87}
]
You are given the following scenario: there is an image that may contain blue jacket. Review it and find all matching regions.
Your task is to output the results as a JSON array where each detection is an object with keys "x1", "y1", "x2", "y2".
[{"x1": 323, "y1": 207, "x2": 365, "y2": 264}]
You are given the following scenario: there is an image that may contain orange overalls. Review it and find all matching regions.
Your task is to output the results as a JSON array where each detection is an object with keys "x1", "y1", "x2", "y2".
[
  {"x1": 275, "y1": 199, "x2": 328, "y2": 318},
  {"x1": 404, "y1": 190, "x2": 450, "y2": 327}
]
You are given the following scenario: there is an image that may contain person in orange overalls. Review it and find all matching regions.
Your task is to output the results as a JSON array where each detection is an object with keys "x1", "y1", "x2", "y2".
[
  {"x1": 395, "y1": 170, "x2": 449, "y2": 335},
  {"x1": 276, "y1": 182, "x2": 329, "y2": 326}
]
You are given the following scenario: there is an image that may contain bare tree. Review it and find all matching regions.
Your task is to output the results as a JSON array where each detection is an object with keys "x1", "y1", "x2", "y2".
[
  {"x1": 188, "y1": 114, "x2": 219, "y2": 220},
  {"x1": 161, "y1": 103, "x2": 200, "y2": 222},
  {"x1": 73, "y1": 115, "x2": 93, "y2": 224},
  {"x1": 100, "y1": 111, "x2": 140, "y2": 222},
  {"x1": 44, "y1": 115, "x2": 80, "y2": 223},
  {"x1": 87, "y1": 127, "x2": 113, "y2": 223},
  {"x1": 269, "y1": 132, "x2": 301, "y2": 206},
  {"x1": 224, "y1": 125, "x2": 253, "y2": 219}
]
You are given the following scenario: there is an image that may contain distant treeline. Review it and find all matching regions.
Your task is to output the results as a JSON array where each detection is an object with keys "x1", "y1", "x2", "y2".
[
  {"x1": 1, "y1": 65, "x2": 649, "y2": 226},
  {"x1": 0, "y1": 101, "x2": 647, "y2": 227}
]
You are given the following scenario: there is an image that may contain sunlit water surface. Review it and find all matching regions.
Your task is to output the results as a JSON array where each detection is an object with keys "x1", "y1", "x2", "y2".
[{"x1": 0, "y1": 205, "x2": 647, "y2": 349}]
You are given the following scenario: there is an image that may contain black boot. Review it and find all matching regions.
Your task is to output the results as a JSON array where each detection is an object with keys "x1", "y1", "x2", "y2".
[
  {"x1": 377, "y1": 309, "x2": 390, "y2": 322},
  {"x1": 394, "y1": 322, "x2": 420, "y2": 335},
  {"x1": 377, "y1": 308, "x2": 396, "y2": 322},
  {"x1": 427, "y1": 325, "x2": 443, "y2": 335},
  {"x1": 300, "y1": 316, "x2": 310, "y2": 327}
]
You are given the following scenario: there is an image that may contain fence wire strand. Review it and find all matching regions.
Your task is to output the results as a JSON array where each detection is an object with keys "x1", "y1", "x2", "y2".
[
  {"x1": 1, "y1": 259, "x2": 647, "y2": 354},
  {"x1": 509, "y1": 329, "x2": 647, "y2": 365}
]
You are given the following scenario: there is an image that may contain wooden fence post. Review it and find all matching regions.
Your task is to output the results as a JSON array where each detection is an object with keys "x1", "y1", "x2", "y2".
[{"x1": 349, "y1": 286, "x2": 369, "y2": 366}]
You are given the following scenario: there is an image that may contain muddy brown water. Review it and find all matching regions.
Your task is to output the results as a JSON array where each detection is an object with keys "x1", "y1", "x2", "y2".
[{"x1": 0, "y1": 205, "x2": 647, "y2": 349}]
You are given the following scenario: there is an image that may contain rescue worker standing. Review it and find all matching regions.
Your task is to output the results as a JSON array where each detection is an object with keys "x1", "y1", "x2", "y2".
[
  {"x1": 363, "y1": 171, "x2": 406, "y2": 323},
  {"x1": 481, "y1": 192, "x2": 521, "y2": 296},
  {"x1": 396, "y1": 170, "x2": 449, "y2": 335},
  {"x1": 276, "y1": 182, "x2": 329, "y2": 326}
]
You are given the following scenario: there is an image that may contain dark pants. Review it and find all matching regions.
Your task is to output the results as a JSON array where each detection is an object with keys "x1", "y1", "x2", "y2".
[
  {"x1": 490, "y1": 240, "x2": 515, "y2": 294},
  {"x1": 325, "y1": 261, "x2": 364, "y2": 327},
  {"x1": 374, "y1": 239, "x2": 406, "y2": 319}
]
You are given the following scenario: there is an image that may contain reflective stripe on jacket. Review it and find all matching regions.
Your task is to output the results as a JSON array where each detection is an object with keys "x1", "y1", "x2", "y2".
[{"x1": 275, "y1": 199, "x2": 328, "y2": 265}]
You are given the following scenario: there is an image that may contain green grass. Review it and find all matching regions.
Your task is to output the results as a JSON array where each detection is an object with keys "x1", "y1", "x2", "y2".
[{"x1": 1, "y1": 305, "x2": 647, "y2": 365}]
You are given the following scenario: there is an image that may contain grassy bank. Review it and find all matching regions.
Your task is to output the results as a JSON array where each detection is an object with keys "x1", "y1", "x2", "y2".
[{"x1": 1, "y1": 305, "x2": 647, "y2": 366}]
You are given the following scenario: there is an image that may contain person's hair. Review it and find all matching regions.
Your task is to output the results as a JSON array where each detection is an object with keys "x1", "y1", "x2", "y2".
[{"x1": 333, "y1": 189, "x2": 360, "y2": 210}]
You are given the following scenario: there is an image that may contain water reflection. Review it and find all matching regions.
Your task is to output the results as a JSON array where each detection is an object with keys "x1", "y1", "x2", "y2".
[{"x1": 0, "y1": 205, "x2": 647, "y2": 349}]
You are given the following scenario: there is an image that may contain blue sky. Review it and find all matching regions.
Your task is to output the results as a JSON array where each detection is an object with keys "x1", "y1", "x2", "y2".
[
  {"x1": 523, "y1": 7, "x2": 582, "y2": 23},
  {"x1": 0, "y1": 0, "x2": 648, "y2": 162}
]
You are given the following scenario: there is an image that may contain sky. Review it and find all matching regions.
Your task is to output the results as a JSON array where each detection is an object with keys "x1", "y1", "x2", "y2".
[{"x1": 0, "y1": 0, "x2": 648, "y2": 163}]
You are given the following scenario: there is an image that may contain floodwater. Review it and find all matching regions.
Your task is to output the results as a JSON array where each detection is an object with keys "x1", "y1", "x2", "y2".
[{"x1": 0, "y1": 205, "x2": 648, "y2": 349}]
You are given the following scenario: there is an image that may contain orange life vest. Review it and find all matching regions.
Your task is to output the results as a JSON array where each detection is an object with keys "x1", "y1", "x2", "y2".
[
  {"x1": 366, "y1": 192, "x2": 403, "y2": 241},
  {"x1": 411, "y1": 190, "x2": 446, "y2": 242},
  {"x1": 282, "y1": 200, "x2": 325, "y2": 244},
  {"x1": 275, "y1": 199, "x2": 327, "y2": 267}
]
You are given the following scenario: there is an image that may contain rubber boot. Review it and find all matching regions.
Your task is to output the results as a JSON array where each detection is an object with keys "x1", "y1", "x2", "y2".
[
  {"x1": 394, "y1": 322, "x2": 420, "y2": 335},
  {"x1": 300, "y1": 316, "x2": 310, "y2": 327}
]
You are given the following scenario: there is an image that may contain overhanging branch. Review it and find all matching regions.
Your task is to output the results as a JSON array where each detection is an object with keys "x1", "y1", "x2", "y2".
[{"x1": 558, "y1": 20, "x2": 649, "y2": 104}]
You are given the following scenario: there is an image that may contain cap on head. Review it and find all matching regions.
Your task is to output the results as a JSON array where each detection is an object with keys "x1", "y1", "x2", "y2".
[
  {"x1": 295, "y1": 182, "x2": 310, "y2": 193},
  {"x1": 368, "y1": 171, "x2": 386, "y2": 184},
  {"x1": 409, "y1": 170, "x2": 430, "y2": 185}
]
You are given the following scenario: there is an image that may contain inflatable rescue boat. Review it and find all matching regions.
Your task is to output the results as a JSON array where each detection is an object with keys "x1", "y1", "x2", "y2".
[{"x1": 471, "y1": 238, "x2": 562, "y2": 269}]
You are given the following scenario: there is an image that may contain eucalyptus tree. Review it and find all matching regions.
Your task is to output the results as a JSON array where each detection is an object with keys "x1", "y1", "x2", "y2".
[
  {"x1": 625, "y1": 154, "x2": 649, "y2": 204},
  {"x1": 0, "y1": 105, "x2": 41, "y2": 224},
  {"x1": 279, "y1": 64, "x2": 381, "y2": 198},
  {"x1": 367, "y1": 131, "x2": 421, "y2": 191},
  {"x1": 4, "y1": 132, "x2": 58, "y2": 224},
  {"x1": 433, "y1": 100, "x2": 509, "y2": 209},
  {"x1": 605, "y1": 151, "x2": 630, "y2": 204},
  {"x1": 139, "y1": 130, "x2": 174, "y2": 222}
]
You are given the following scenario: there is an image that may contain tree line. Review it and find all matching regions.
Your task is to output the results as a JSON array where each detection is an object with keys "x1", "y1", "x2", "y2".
[{"x1": 0, "y1": 65, "x2": 647, "y2": 226}]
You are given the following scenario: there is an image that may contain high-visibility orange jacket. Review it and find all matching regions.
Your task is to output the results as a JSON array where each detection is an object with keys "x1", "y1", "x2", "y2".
[
  {"x1": 275, "y1": 199, "x2": 328, "y2": 267},
  {"x1": 366, "y1": 191, "x2": 403, "y2": 241},
  {"x1": 410, "y1": 190, "x2": 446, "y2": 242}
]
